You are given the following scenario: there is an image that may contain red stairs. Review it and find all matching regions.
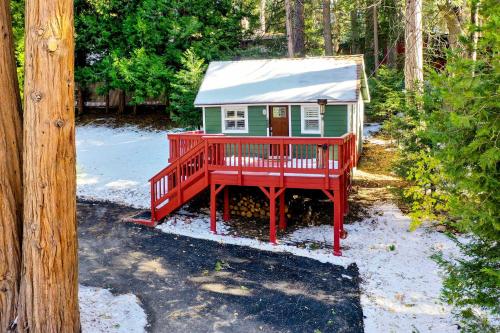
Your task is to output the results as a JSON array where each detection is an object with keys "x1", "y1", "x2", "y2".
[{"x1": 147, "y1": 140, "x2": 209, "y2": 226}]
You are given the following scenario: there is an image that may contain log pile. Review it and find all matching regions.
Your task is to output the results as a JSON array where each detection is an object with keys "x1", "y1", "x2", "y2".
[{"x1": 227, "y1": 193, "x2": 291, "y2": 220}]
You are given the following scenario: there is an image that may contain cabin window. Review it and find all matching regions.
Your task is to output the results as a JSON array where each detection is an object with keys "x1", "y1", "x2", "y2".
[
  {"x1": 301, "y1": 105, "x2": 320, "y2": 134},
  {"x1": 222, "y1": 106, "x2": 248, "y2": 133}
]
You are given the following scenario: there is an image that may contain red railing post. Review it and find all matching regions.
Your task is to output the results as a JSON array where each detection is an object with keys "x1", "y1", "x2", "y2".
[
  {"x1": 280, "y1": 139, "x2": 285, "y2": 187},
  {"x1": 324, "y1": 141, "x2": 330, "y2": 188},
  {"x1": 150, "y1": 177, "x2": 156, "y2": 223},
  {"x1": 210, "y1": 182, "x2": 217, "y2": 233},
  {"x1": 238, "y1": 139, "x2": 242, "y2": 185},
  {"x1": 333, "y1": 191, "x2": 342, "y2": 256},
  {"x1": 269, "y1": 187, "x2": 277, "y2": 244}
]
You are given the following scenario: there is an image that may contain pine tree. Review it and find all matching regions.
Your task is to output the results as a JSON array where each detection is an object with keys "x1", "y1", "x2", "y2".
[{"x1": 170, "y1": 49, "x2": 207, "y2": 128}]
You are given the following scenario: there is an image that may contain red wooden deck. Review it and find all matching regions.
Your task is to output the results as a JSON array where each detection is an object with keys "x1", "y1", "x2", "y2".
[{"x1": 148, "y1": 131, "x2": 358, "y2": 256}]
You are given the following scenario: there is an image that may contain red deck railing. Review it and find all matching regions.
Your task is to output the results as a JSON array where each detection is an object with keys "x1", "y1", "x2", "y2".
[{"x1": 149, "y1": 131, "x2": 356, "y2": 255}]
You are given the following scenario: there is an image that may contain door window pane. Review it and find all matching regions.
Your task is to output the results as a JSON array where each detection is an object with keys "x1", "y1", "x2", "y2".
[{"x1": 272, "y1": 107, "x2": 286, "y2": 118}]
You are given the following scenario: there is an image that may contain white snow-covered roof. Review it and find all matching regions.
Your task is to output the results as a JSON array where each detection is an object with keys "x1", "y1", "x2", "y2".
[{"x1": 194, "y1": 56, "x2": 370, "y2": 106}]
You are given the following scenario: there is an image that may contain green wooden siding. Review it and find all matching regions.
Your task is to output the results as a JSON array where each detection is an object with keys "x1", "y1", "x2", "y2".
[
  {"x1": 205, "y1": 107, "x2": 222, "y2": 134},
  {"x1": 246, "y1": 105, "x2": 267, "y2": 136},
  {"x1": 204, "y1": 105, "x2": 267, "y2": 136},
  {"x1": 324, "y1": 105, "x2": 348, "y2": 137},
  {"x1": 205, "y1": 104, "x2": 348, "y2": 137}
]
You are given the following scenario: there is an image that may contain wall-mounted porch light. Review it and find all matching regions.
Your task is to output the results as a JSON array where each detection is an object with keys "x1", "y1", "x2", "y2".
[{"x1": 317, "y1": 98, "x2": 327, "y2": 137}]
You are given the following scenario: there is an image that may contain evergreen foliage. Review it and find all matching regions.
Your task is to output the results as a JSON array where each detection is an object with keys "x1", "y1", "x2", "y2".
[
  {"x1": 384, "y1": 0, "x2": 500, "y2": 329},
  {"x1": 170, "y1": 49, "x2": 207, "y2": 128}
]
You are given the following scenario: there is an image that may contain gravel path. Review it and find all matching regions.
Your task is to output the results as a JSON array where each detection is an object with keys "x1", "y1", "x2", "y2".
[{"x1": 78, "y1": 200, "x2": 364, "y2": 333}]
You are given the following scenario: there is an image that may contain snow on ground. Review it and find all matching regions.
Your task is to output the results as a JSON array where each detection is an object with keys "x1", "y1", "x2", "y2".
[
  {"x1": 76, "y1": 123, "x2": 461, "y2": 332},
  {"x1": 288, "y1": 204, "x2": 461, "y2": 332},
  {"x1": 80, "y1": 285, "x2": 147, "y2": 333},
  {"x1": 77, "y1": 125, "x2": 172, "y2": 208},
  {"x1": 363, "y1": 123, "x2": 381, "y2": 139},
  {"x1": 157, "y1": 209, "x2": 352, "y2": 267},
  {"x1": 156, "y1": 204, "x2": 460, "y2": 333}
]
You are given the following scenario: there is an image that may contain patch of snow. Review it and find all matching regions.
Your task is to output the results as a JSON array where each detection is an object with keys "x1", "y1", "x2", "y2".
[
  {"x1": 77, "y1": 124, "x2": 462, "y2": 332},
  {"x1": 158, "y1": 203, "x2": 461, "y2": 333},
  {"x1": 76, "y1": 125, "x2": 174, "y2": 208},
  {"x1": 156, "y1": 212, "x2": 353, "y2": 268},
  {"x1": 363, "y1": 123, "x2": 381, "y2": 139},
  {"x1": 79, "y1": 285, "x2": 147, "y2": 333},
  {"x1": 286, "y1": 203, "x2": 461, "y2": 333}
]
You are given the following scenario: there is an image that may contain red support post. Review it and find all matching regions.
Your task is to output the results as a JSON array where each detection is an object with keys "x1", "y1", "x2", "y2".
[
  {"x1": 210, "y1": 182, "x2": 217, "y2": 234},
  {"x1": 269, "y1": 187, "x2": 277, "y2": 244},
  {"x1": 333, "y1": 191, "x2": 342, "y2": 256},
  {"x1": 223, "y1": 186, "x2": 230, "y2": 221},
  {"x1": 279, "y1": 190, "x2": 286, "y2": 231},
  {"x1": 150, "y1": 178, "x2": 156, "y2": 224}
]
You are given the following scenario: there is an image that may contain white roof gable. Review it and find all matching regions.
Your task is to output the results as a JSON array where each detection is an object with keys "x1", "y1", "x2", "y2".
[{"x1": 194, "y1": 56, "x2": 369, "y2": 106}]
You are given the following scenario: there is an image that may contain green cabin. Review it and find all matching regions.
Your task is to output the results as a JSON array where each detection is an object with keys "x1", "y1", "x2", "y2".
[{"x1": 194, "y1": 56, "x2": 370, "y2": 153}]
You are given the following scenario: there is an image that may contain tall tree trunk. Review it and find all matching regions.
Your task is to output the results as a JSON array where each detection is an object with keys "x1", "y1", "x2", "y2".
[
  {"x1": 364, "y1": 0, "x2": 374, "y2": 70},
  {"x1": 285, "y1": 0, "x2": 294, "y2": 57},
  {"x1": 260, "y1": 0, "x2": 266, "y2": 33},
  {"x1": 294, "y1": 0, "x2": 305, "y2": 56},
  {"x1": 373, "y1": 3, "x2": 379, "y2": 72},
  {"x1": 470, "y1": 0, "x2": 479, "y2": 67},
  {"x1": 0, "y1": 1, "x2": 23, "y2": 330},
  {"x1": 386, "y1": 0, "x2": 401, "y2": 68},
  {"x1": 18, "y1": 0, "x2": 80, "y2": 330},
  {"x1": 322, "y1": 0, "x2": 333, "y2": 55},
  {"x1": 404, "y1": 0, "x2": 423, "y2": 93},
  {"x1": 350, "y1": 7, "x2": 359, "y2": 53},
  {"x1": 438, "y1": 1, "x2": 466, "y2": 52},
  {"x1": 331, "y1": 0, "x2": 340, "y2": 54}
]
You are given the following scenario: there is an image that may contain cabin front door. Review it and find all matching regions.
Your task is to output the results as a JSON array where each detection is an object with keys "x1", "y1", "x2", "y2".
[
  {"x1": 269, "y1": 106, "x2": 289, "y2": 136},
  {"x1": 269, "y1": 106, "x2": 289, "y2": 157}
]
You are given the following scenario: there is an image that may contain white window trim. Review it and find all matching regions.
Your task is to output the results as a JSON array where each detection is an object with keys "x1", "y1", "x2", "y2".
[
  {"x1": 221, "y1": 105, "x2": 248, "y2": 133},
  {"x1": 300, "y1": 105, "x2": 321, "y2": 134}
]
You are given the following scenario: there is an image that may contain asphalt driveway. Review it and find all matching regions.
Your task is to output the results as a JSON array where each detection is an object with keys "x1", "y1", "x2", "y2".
[{"x1": 77, "y1": 200, "x2": 364, "y2": 333}]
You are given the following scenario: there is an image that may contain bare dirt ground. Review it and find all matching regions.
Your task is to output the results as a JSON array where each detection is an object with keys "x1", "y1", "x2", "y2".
[
  {"x1": 76, "y1": 108, "x2": 176, "y2": 131},
  {"x1": 78, "y1": 200, "x2": 364, "y2": 333}
]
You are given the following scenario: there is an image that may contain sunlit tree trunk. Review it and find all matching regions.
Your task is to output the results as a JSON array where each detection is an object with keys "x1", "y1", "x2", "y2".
[
  {"x1": 294, "y1": 0, "x2": 305, "y2": 56},
  {"x1": 260, "y1": 0, "x2": 266, "y2": 33},
  {"x1": 438, "y1": 0, "x2": 466, "y2": 52},
  {"x1": 404, "y1": 0, "x2": 423, "y2": 93},
  {"x1": 322, "y1": 0, "x2": 333, "y2": 55},
  {"x1": 285, "y1": 0, "x2": 294, "y2": 57},
  {"x1": 18, "y1": 0, "x2": 80, "y2": 331},
  {"x1": 0, "y1": 0, "x2": 23, "y2": 330},
  {"x1": 470, "y1": 0, "x2": 479, "y2": 69}
]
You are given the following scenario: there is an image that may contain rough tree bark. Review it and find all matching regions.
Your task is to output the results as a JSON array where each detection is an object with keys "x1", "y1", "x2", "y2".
[
  {"x1": 18, "y1": 0, "x2": 81, "y2": 331},
  {"x1": 350, "y1": 6, "x2": 360, "y2": 54},
  {"x1": 470, "y1": 0, "x2": 479, "y2": 65},
  {"x1": 438, "y1": 0, "x2": 466, "y2": 52},
  {"x1": 404, "y1": 0, "x2": 423, "y2": 93},
  {"x1": 322, "y1": 0, "x2": 333, "y2": 55},
  {"x1": 285, "y1": 0, "x2": 294, "y2": 57},
  {"x1": 0, "y1": 1, "x2": 23, "y2": 330},
  {"x1": 386, "y1": 0, "x2": 401, "y2": 68},
  {"x1": 260, "y1": 0, "x2": 266, "y2": 33},
  {"x1": 293, "y1": 0, "x2": 305, "y2": 57},
  {"x1": 373, "y1": 3, "x2": 379, "y2": 72}
]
